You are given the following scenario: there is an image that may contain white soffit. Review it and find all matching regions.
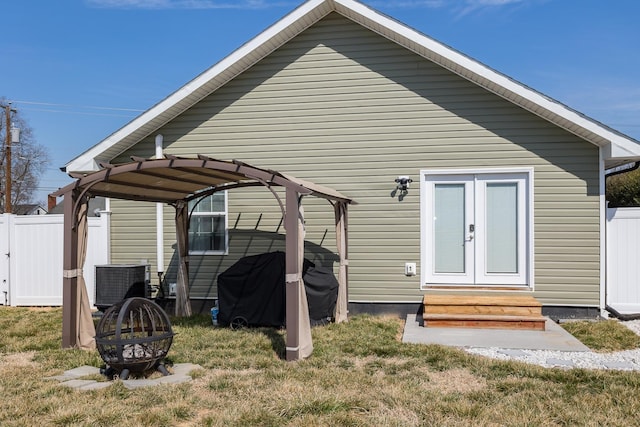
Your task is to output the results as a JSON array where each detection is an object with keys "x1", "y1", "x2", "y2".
[{"x1": 65, "y1": 0, "x2": 640, "y2": 173}]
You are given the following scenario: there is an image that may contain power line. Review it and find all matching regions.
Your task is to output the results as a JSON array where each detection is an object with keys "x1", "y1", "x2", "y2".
[
  {"x1": 13, "y1": 100, "x2": 145, "y2": 113},
  {"x1": 17, "y1": 107, "x2": 137, "y2": 118},
  {"x1": 9, "y1": 99, "x2": 145, "y2": 119},
  {"x1": 10, "y1": 99, "x2": 640, "y2": 127}
]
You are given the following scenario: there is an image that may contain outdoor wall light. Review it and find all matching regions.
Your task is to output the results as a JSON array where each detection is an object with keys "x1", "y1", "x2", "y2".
[{"x1": 395, "y1": 176, "x2": 412, "y2": 191}]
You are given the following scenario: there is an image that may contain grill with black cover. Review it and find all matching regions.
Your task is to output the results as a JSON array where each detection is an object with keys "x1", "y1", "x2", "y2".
[{"x1": 217, "y1": 251, "x2": 339, "y2": 328}]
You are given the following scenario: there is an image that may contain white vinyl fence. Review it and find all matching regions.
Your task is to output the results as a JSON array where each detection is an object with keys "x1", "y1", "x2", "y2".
[
  {"x1": 2, "y1": 207, "x2": 639, "y2": 312},
  {"x1": 607, "y1": 207, "x2": 640, "y2": 314},
  {"x1": 0, "y1": 213, "x2": 110, "y2": 306}
]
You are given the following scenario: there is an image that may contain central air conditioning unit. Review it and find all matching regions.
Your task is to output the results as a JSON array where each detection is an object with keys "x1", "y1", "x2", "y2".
[{"x1": 95, "y1": 264, "x2": 149, "y2": 310}]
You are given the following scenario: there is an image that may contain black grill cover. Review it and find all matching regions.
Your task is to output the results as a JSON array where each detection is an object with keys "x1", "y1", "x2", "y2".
[
  {"x1": 217, "y1": 251, "x2": 339, "y2": 327},
  {"x1": 303, "y1": 265, "x2": 339, "y2": 323}
]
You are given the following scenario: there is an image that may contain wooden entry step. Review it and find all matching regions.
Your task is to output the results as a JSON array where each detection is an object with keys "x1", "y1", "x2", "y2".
[{"x1": 423, "y1": 294, "x2": 546, "y2": 331}]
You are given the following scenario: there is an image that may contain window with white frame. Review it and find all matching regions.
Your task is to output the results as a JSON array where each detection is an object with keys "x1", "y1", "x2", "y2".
[{"x1": 188, "y1": 191, "x2": 228, "y2": 254}]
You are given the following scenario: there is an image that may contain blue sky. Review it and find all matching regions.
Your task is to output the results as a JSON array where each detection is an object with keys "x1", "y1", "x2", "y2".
[{"x1": 2, "y1": 0, "x2": 639, "y2": 203}]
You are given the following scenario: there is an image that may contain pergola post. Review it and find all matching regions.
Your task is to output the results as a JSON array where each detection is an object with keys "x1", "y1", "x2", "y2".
[
  {"x1": 61, "y1": 189, "x2": 79, "y2": 348},
  {"x1": 61, "y1": 190, "x2": 96, "y2": 349},
  {"x1": 334, "y1": 201, "x2": 349, "y2": 323},
  {"x1": 285, "y1": 188, "x2": 313, "y2": 361},
  {"x1": 174, "y1": 201, "x2": 192, "y2": 317}
]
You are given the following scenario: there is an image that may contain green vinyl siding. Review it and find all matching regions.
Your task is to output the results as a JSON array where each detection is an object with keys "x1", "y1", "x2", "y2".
[{"x1": 110, "y1": 13, "x2": 600, "y2": 306}]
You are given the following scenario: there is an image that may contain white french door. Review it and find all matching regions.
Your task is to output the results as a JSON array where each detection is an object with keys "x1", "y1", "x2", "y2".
[{"x1": 422, "y1": 171, "x2": 530, "y2": 287}]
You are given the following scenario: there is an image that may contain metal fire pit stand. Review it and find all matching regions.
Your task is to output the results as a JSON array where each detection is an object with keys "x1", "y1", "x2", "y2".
[{"x1": 95, "y1": 297, "x2": 174, "y2": 380}]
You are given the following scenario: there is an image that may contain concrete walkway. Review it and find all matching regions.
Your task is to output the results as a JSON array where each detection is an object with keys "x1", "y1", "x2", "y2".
[{"x1": 45, "y1": 363, "x2": 203, "y2": 391}]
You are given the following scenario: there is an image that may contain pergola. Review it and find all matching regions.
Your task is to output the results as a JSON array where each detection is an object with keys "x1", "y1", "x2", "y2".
[{"x1": 51, "y1": 155, "x2": 353, "y2": 361}]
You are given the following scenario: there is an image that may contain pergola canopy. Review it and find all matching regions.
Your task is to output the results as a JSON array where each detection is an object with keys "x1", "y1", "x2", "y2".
[
  {"x1": 52, "y1": 155, "x2": 353, "y2": 205},
  {"x1": 52, "y1": 156, "x2": 353, "y2": 361}
]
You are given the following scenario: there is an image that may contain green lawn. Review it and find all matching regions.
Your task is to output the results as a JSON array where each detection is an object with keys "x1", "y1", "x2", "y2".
[{"x1": 1, "y1": 307, "x2": 639, "y2": 426}]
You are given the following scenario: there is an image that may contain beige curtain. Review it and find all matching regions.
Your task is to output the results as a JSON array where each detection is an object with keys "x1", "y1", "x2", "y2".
[
  {"x1": 297, "y1": 205, "x2": 313, "y2": 358},
  {"x1": 76, "y1": 201, "x2": 96, "y2": 349},
  {"x1": 334, "y1": 202, "x2": 348, "y2": 323},
  {"x1": 174, "y1": 201, "x2": 192, "y2": 317}
]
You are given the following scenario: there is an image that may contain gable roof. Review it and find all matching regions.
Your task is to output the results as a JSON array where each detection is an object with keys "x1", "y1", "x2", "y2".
[
  {"x1": 13, "y1": 204, "x2": 47, "y2": 215},
  {"x1": 64, "y1": 0, "x2": 640, "y2": 173}
]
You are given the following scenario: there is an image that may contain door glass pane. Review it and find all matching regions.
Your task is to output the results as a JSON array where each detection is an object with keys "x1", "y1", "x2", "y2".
[
  {"x1": 434, "y1": 184, "x2": 465, "y2": 273},
  {"x1": 486, "y1": 182, "x2": 518, "y2": 273}
]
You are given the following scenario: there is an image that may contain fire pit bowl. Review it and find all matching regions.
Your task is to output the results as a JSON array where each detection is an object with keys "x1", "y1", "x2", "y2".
[{"x1": 95, "y1": 297, "x2": 174, "y2": 380}]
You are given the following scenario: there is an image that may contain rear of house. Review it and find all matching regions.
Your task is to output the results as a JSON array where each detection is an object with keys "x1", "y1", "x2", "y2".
[{"x1": 63, "y1": 0, "x2": 640, "y2": 317}]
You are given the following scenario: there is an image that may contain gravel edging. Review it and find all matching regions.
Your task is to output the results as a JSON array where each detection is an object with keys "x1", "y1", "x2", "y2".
[{"x1": 463, "y1": 319, "x2": 640, "y2": 371}]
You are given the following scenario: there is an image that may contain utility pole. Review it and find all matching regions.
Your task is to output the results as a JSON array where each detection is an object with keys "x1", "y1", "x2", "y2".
[
  {"x1": 0, "y1": 103, "x2": 19, "y2": 213},
  {"x1": 4, "y1": 104, "x2": 13, "y2": 213}
]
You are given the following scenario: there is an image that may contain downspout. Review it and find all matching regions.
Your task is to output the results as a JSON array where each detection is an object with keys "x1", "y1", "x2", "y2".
[
  {"x1": 599, "y1": 148, "x2": 607, "y2": 318},
  {"x1": 155, "y1": 135, "x2": 165, "y2": 286}
]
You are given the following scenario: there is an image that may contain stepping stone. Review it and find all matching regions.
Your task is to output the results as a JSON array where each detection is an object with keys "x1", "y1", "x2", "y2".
[
  {"x1": 64, "y1": 365, "x2": 101, "y2": 377},
  {"x1": 172, "y1": 363, "x2": 204, "y2": 376},
  {"x1": 79, "y1": 381, "x2": 112, "y2": 391},
  {"x1": 48, "y1": 363, "x2": 204, "y2": 391},
  {"x1": 498, "y1": 349, "x2": 528, "y2": 357},
  {"x1": 603, "y1": 360, "x2": 638, "y2": 370},
  {"x1": 45, "y1": 374, "x2": 79, "y2": 382},
  {"x1": 546, "y1": 358, "x2": 575, "y2": 368},
  {"x1": 59, "y1": 379, "x2": 98, "y2": 389},
  {"x1": 45, "y1": 365, "x2": 101, "y2": 382},
  {"x1": 155, "y1": 374, "x2": 193, "y2": 385},
  {"x1": 122, "y1": 379, "x2": 158, "y2": 390}
]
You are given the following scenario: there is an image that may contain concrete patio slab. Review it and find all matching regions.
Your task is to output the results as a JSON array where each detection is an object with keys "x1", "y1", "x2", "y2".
[{"x1": 402, "y1": 314, "x2": 591, "y2": 352}]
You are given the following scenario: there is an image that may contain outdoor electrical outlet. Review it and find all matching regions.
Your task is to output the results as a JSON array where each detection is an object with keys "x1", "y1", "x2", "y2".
[{"x1": 405, "y1": 262, "x2": 416, "y2": 276}]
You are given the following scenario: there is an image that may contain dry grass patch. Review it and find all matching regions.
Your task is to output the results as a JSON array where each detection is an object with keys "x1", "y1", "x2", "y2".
[
  {"x1": 1, "y1": 308, "x2": 640, "y2": 426},
  {"x1": 0, "y1": 351, "x2": 39, "y2": 369},
  {"x1": 427, "y1": 368, "x2": 487, "y2": 394}
]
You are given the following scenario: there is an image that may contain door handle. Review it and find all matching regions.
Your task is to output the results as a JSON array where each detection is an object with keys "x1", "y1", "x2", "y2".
[{"x1": 465, "y1": 224, "x2": 474, "y2": 242}]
